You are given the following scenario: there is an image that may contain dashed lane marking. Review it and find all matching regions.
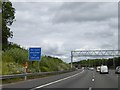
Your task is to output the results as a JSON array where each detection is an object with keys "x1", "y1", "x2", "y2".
[
  {"x1": 92, "y1": 79, "x2": 94, "y2": 82},
  {"x1": 89, "y1": 87, "x2": 92, "y2": 90}
]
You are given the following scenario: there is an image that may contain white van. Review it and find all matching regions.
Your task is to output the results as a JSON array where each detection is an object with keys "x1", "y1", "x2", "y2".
[{"x1": 100, "y1": 65, "x2": 109, "y2": 74}]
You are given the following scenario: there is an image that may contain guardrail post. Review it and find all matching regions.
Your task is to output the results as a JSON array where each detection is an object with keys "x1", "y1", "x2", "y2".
[
  {"x1": 24, "y1": 67, "x2": 27, "y2": 80},
  {"x1": 25, "y1": 76, "x2": 26, "y2": 80}
]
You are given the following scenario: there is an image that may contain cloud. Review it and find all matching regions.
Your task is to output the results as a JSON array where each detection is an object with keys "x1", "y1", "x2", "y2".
[
  {"x1": 52, "y1": 2, "x2": 117, "y2": 23},
  {"x1": 9, "y1": 2, "x2": 118, "y2": 63}
]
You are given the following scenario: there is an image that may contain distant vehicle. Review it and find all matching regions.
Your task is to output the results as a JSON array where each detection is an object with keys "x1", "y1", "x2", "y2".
[
  {"x1": 100, "y1": 65, "x2": 109, "y2": 74},
  {"x1": 96, "y1": 66, "x2": 101, "y2": 72},
  {"x1": 89, "y1": 67, "x2": 94, "y2": 71},
  {"x1": 82, "y1": 67, "x2": 85, "y2": 70},
  {"x1": 115, "y1": 66, "x2": 120, "y2": 74}
]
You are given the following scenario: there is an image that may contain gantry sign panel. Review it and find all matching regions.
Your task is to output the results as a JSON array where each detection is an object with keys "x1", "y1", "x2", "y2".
[{"x1": 71, "y1": 50, "x2": 120, "y2": 57}]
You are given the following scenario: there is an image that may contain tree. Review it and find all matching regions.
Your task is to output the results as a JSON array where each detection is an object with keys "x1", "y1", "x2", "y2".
[{"x1": 2, "y1": 1, "x2": 15, "y2": 50}]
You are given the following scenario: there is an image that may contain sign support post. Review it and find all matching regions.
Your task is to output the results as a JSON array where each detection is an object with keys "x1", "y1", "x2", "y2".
[
  {"x1": 24, "y1": 68, "x2": 27, "y2": 80},
  {"x1": 29, "y1": 47, "x2": 41, "y2": 73},
  {"x1": 38, "y1": 61, "x2": 40, "y2": 72},
  {"x1": 24, "y1": 62, "x2": 28, "y2": 80}
]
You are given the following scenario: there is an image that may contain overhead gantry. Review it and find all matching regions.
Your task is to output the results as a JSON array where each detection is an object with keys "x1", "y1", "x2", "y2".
[{"x1": 71, "y1": 50, "x2": 120, "y2": 68}]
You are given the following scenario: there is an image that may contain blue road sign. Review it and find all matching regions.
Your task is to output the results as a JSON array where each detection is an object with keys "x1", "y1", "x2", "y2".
[{"x1": 29, "y1": 48, "x2": 41, "y2": 61}]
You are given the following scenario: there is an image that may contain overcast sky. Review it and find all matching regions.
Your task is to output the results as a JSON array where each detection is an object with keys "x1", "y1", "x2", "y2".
[{"x1": 9, "y1": 1, "x2": 118, "y2": 62}]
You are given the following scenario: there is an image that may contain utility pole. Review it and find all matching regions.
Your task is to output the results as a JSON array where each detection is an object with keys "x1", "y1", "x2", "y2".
[
  {"x1": 113, "y1": 50, "x2": 115, "y2": 69},
  {"x1": 88, "y1": 59, "x2": 90, "y2": 67},
  {"x1": 113, "y1": 39, "x2": 115, "y2": 69},
  {"x1": 71, "y1": 51, "x2": 73, "y2": 69}
]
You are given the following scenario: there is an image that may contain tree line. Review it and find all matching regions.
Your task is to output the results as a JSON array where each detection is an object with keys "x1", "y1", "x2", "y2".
[
  {"x1": 73, "y1": 57, "x2": 120, "y2": 69},
  {"x1": 2, "y1": 1, "x2": 15, "y2": 50}
]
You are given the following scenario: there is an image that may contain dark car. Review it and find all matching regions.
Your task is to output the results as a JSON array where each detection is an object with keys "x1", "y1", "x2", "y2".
[{"x1": 115, "y1": 66, "x2": 120, "y2": 74}]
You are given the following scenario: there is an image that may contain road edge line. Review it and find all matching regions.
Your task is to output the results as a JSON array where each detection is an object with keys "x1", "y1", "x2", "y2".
[{"x1": 30, "y1": 70, "x2": 84, "y2": 90}]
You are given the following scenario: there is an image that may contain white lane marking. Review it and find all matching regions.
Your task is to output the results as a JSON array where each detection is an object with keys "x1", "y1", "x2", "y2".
[
  {"x1": 89, "y1": 87, "x2": 92, "y2": 90},
  {"x1": 30, "y1": 70, "x2": 84, "y2": 90},
  {"x1": 92, "y1": 72, "x2": 95, "y2": 82},
  {"x1": 92, "y1": 79, "x2": 94, "y2": 82}
]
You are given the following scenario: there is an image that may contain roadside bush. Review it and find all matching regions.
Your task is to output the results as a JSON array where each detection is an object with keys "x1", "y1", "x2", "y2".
[
  {"x1": 59, "y1": 63, "x2": 70, "y2": 70},
  {"x1": 2, "y1": 52, "x2": 14, "y2": 62},
  {"x1": 39, "y1": 56, "x2": 70, "y2": 72},
  {"x1": 2, "y1": 48, "x2": 28, "y2": 75},
  {"x1": 3, "y1": 48, "x2": 28, "y2": 64},
  {"x1": 2, "y1": 62, "x2": 10, "y2": 75},
  {"x1": 2, "y1": 48, "x2": 70, "y2": 74},
  {"x1": 0, "y1": 51, "x2": 2, "y2": 75},
  {"x1": 40, "y1": 66, "x2": 50, "y2": 72},
  {"x1": 0, "y1": 60, "x2": 1, "y2": 75}
]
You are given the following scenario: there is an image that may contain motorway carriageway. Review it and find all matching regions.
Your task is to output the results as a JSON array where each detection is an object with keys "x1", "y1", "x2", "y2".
[{"x1": 2, "y1": 69, "x2": 120, "y2": 90}]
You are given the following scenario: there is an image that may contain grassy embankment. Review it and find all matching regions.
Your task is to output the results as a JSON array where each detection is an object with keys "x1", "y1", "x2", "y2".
[
  {"x1": 2, "y1": 48, "x2": 71, "y2": 83},
  {"x1": 2, "y1": 48, "x2": 70, "y2": 75}
]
